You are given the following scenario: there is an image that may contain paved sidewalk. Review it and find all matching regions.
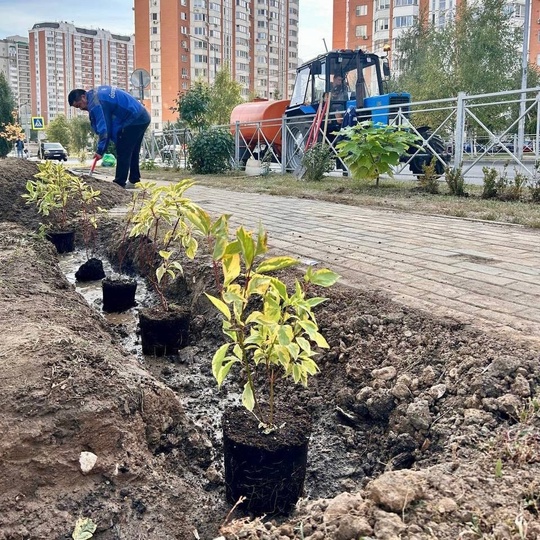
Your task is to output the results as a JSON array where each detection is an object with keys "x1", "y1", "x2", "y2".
[{"x1": 186, "y1": 185, "x2": 540, "y2": 344}]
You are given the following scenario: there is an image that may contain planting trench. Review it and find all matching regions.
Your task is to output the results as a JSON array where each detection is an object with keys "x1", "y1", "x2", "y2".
[{"x1": 1, "y1": 158, "x2": 540, "y2": 539}]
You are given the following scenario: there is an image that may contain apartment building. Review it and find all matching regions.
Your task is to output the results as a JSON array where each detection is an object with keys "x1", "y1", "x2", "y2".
[
  {"x1": 332, "y1": 0, "x2": 539, "y2": 75},
  {"x1": 29, "y1": 22, "x2": 135, "y2": 123},
  {"x1": 134, "y1": 0, "x2": 299, "y2": 131},
  {"x1": 0, "y1": 36, "x2": 31, "y2": 134}
]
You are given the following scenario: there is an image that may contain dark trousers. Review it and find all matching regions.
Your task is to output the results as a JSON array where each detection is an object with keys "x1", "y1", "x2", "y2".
[{"x1": 114, "y1": 121, "x2": 150, "y2": 186}]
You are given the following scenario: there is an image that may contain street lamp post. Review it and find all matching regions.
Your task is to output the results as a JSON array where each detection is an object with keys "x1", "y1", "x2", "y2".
[
  {"x1": 517, "y1": 0, "x2": 531, "y2": 160},
  {"x1": 18, "y1": 101, "x2": 31, "y2": 142}
]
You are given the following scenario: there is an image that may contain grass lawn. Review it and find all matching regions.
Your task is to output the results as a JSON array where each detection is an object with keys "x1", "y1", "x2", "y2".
[{"x1": 138, "y1": 168, "x2": 540, "y2": 229}]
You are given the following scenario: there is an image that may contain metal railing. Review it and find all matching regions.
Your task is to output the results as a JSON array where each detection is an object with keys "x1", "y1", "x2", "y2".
[{"x1": 143, "y1": 86, "x2": 540, "y2": 181}]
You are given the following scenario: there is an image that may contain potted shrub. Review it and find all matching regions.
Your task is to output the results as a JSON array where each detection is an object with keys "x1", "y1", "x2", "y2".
[
  {"x1": 206, "y1": 224, "x2": 339, "y2": 515},
  {"x1": 101, "y1": 191, "x2": 145, "y2": 313},
  {"x1": 23, "y1": 161, "x2": 97, "y2": 254},
  {"x1": 128, "y1": 180, "x2": 204, "y2": 355},
  {"x1": 73, "y1": 180, "x2": 106, "y2": 282}
]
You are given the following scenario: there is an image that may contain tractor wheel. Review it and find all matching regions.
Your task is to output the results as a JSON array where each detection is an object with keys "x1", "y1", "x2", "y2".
[
  {"x1": 409, "y1": 127, "x2": 447, "y2": 177},
  {"x1": 285, "y1": 118, "x2": 310, "y2": 171}
]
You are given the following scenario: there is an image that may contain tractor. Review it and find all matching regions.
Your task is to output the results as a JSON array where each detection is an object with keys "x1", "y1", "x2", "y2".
[{"x1": 231, "y1": 47, "x2": 449, "y2": 175}]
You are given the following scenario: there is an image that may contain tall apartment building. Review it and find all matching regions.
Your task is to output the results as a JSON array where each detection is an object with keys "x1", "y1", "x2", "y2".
[
  {"x1": 134, "y1": 0, "x2": 299, "y2": 131},
  {"x1": 332, "y1": 0, "x2": 539, "y2": 76},
  {"x1": 0, "y1": 36, "x2": 31, "y2": 133},
  {"x1": 29, "y1": 22, "x2": 135, "y2": 123}
]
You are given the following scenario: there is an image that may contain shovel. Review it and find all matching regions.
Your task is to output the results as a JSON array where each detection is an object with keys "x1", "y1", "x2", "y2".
[{"x1": 88, "y1": 156, "x2": 99, "y2": 177}]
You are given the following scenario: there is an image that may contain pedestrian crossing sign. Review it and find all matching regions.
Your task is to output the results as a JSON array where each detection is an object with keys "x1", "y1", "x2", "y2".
[{"x1": 31, "y1": 117, "x2": 45, "y2": 130}]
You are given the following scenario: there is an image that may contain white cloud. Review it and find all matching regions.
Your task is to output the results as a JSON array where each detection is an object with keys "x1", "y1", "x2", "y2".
[{"x1": 298, "y1": 0, "x2": 333, "y2": 63}]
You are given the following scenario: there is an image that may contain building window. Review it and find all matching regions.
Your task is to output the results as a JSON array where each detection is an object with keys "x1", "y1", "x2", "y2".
[
  {"x1": 356, "y1": 5, "x2": 368, "y2": 16},
  {"x1": 355, "y1": 25, "x2": 368, "y2": 38},
  {"x1": 394, "y1": 0, "x2": 417, "y2": 5},
  {"x1": 375, "y1": 18, "x2": 389, "y2": 31},
  {"x1": 377, "y1": 0, "x2": 390, "y2": 8},
  {"x1": 394, "y1": 15, "x2": 414, "y2": 27}
]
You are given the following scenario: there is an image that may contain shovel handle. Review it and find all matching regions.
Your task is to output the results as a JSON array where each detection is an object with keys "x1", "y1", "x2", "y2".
[{"x1": 90, "y1": 156, "x2": 98, "y2": 174}]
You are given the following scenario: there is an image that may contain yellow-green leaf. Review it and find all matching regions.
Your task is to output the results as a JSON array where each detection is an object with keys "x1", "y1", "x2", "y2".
[
  {"x1": 156, "y1": 265, "x2": 166, "y2": 283},
  {"x1": 306, "y1": 268, "x2": 340, "y2": 287},
  {"x1": 313, "y1": 331, "x2": 329, "y2": 348},
  {"x1": 256, "y1": 256, "x2": 298, "y2": 274},
  {"x1": 205, "y1": 293, "x2": 231, "y2": 320},
  {"x1": 223, "y1": 253, "x2": 241, "y2": 286},
  {"x1": 242, "y1": 382, "x2": 255, "y2": 411},
  {"x1": 212, "y1": 343, "x2": 229, "y2": 381},
  {"x1": 237, "y1": 227, "x2": 255, "y2": 268},
  {"x1": 218, "y1": 358, "x2": 238, "y2": 385},
  {"x1": 72, "y1": 517, "x2": 97, "y2": 540}
]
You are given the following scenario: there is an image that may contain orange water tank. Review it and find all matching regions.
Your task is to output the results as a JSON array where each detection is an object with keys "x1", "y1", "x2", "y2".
[{"x1": 230, "y1": 99, "x2": 290, "y2": 149}]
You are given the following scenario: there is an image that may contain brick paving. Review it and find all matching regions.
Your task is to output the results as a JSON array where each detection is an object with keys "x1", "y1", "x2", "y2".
[{"x1": 186, "y1": 185, "x2": 540, "y2": 343}]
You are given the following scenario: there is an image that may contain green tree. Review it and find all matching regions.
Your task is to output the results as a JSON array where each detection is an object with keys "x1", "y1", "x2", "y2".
[
  {"x1": 173, "y1": 80, "x2": 211, "y2": 131},
  {"x1": 46, "y1": 114, "x2": 72, "y2": 150},
  {"x1": 69, "y1": 116, "x2": 93, "y2": 153},
  {"x1": 0, "y1": 72, "x2": 15, "y2": 157},
  {"x1": 208, "y1": 65, "x2": 243, "y2": 126},
  {"x1": 393, "y1": 0, "x2": 524, "y2": 132}
]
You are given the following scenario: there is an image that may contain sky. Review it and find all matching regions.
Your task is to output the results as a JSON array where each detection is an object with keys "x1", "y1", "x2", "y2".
[{"x1": 0, "y1": 0, "x2": 332, "y2": 64}]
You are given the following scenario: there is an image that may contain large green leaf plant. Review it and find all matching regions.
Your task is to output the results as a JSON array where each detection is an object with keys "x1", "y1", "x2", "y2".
[{"x1": 335, "y1": 121, "x2": 419, "y2": 185}]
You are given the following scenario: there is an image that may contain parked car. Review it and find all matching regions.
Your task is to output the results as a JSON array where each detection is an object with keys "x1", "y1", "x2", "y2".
[{"x1": 39, "y1": 142, "x2": 68, "y2": 161}]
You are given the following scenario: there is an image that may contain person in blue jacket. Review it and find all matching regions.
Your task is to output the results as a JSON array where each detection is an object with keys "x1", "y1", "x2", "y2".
[{"x1": 68, "y1": 86, "x2": 150, "y2": 189}]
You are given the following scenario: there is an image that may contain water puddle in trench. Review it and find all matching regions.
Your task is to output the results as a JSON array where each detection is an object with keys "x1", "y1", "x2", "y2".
[{"x1": 58, "y1": 251, "x2": 149, "y2": 356}]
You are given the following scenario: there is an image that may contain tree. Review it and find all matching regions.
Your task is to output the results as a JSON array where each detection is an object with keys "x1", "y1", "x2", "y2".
[
  {"x1": 69, "y1": 116, "x2": 93, "y2": 153},
  {"x1": 46, "y1": 115, "x2": 72, "y2": 150},
  {"x1": 0, "y1": 72, "x2": 15, "y2": 157},
  {"x1": 172, "y1": 81, "x2": 211, "y2": 131},
  {"x1": 393, "y1": 0, "x2": 524, "y2": 132},
  {"x1": 208, "y1": 65, "x2": 243, "y2": 126}
]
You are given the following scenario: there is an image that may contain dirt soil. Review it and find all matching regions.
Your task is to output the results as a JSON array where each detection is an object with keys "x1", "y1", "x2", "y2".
[{"x1": 1, "y1": 157, "x2": 540, "y2": 540}]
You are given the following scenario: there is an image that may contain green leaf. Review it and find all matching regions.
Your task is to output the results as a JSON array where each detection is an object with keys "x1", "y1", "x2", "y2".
[
  {"x1": 495, "y1": 458, "x2": 503, "y2": 478},
  {"x1": 242, "y1": 382, "x2": 255, "y2": 412},
  {"x1": 72, "y1": 517, "x2": 97, "y2": 540},
  {"x1": 205, "y1": 293, "x2": 231, "y2": 320},
  {"x1": 256, "y1": 256, "x2": 298, "y2": 274}
]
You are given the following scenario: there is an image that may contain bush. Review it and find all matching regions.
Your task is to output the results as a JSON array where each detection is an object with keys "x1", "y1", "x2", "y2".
[
  {"x1": 445, "y1": 166, "x2": 467, "y2": 197},
  {"x1": 301, "y1": 143, "x2": 334, "y2": 181},
  {"x1": 482, "y1": 166, "x2": 498, "y2": 199},
  {"x1": 418, "y1": 158, "x2": 439, "y2": 194},
  {"x1": 188, "y1": 128, "x2": 234, "y2": 174}
]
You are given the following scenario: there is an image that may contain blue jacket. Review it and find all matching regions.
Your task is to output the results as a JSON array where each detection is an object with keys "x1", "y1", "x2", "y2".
[{"x1": 87, "y1": 86, "x2": 150, "y2": 156}]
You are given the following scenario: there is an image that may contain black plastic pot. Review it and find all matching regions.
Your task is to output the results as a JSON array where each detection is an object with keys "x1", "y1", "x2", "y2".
[
  {"x1": 222, "y1": 405, "x2": 311, "y2": 515},
  {"x1": 46, "y1": 230, "x2": 75, "y2": 254},
  {"x1": 139, "y1": 305, "x2": 190, "y2": 356},
  {"x1": 102, "y1": 276, "x2": 137, "y2": 313},
  {"x1": 75, "y1": 258, "x2": 106, "y2": 282}
]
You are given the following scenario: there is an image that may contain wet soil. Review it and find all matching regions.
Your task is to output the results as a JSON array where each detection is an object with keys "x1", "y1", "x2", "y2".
[{"x1": 1, "y1": 157, "x2": 540, "y2": 540}]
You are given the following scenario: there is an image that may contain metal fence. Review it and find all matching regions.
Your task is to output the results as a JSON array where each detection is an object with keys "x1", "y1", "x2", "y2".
[{"x1": 143, "y1": 86, "x2": 540, "y2": 181}]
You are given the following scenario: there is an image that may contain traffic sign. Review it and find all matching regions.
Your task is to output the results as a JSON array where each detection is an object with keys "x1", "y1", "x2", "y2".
[{"x1": 31, "y1": 117, "x2": 45, "y2": 130}]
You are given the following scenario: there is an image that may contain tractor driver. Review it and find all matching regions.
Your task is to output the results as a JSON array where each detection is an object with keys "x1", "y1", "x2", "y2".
[{"x1": 331, "y1": 74, "x2": 348, "y2": 101}]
